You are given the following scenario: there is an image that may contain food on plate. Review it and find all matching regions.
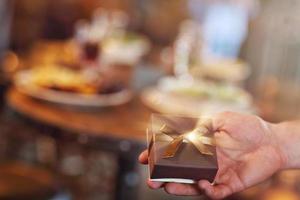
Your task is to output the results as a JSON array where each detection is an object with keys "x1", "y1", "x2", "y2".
[
  {"x1": 189, "y1": 59, "x2": 250, "y2": 83},
  {"x1": 14, "y1": 65, "x2": 124, "y2": 95}
]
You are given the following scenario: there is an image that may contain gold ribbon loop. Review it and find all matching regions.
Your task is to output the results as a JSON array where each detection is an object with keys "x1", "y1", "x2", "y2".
[
  {"x1": 163, "y1": 136, "x2": 184, "y2": 158},
  {"x1": 158, "y1": 122, "x2": 215, "y2": 158}
]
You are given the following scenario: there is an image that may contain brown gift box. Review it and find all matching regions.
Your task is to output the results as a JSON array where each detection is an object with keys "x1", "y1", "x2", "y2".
[{"x1": 147, "y1": 114, "x2": 218, "y2": 183}]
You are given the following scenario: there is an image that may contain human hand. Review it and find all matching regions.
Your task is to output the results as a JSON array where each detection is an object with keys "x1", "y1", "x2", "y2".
[{"x1": 139, "y1": 112, "x2": 286, "y2": 199}]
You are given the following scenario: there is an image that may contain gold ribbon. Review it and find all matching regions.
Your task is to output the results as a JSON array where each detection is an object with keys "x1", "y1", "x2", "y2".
[{"x1": 157, "y1": 120, "x2": 215, "y2": 158}]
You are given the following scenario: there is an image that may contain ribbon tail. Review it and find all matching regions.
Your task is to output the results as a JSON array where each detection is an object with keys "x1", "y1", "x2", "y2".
[
  {"x1": 163, "y1": 136, "x2": 184, "y2": 158},
  {"x1": 198, "y1": 136, "x2": 215, "y2": 146},
  {"x1": 155, "y1": 133, "x2": 174, "y2": 142},
  {"x1": 160, "y1": 124, "x2": 178, "y2": 139},
  {"x1": 189, "y1": 137, "x2": 214, "y2": 156}
]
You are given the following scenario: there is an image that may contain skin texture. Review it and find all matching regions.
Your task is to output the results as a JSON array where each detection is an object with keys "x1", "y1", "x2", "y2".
[{"x1": 139, "y1": 112, "x2": 288, "y2": 199}]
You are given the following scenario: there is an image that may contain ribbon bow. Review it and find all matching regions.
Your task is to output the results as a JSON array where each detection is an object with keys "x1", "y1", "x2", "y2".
[{"x1": 157, "y1": 120, "x2": 215, "y2": 158}]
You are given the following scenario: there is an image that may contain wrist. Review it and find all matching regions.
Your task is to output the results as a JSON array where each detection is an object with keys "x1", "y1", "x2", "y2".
[{"x1": 271, "y1": 121, "x2": 300, "y2": 169}]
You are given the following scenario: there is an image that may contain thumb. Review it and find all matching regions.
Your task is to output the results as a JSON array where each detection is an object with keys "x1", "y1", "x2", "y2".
[
  {"x1": 198, "y1": 180, "x2": 233, "y2": 200},
  {"x1": 215, "y1": 131, "x2": 245, "y2": 151}
]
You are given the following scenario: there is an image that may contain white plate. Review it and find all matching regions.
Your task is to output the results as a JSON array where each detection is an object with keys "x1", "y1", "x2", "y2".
[
  {"x1": 14, "y1": 72, "x2": 133, "y2": 107},
  {"x1": 141, "y1": 87, "x2": 256, "y2": 117}
]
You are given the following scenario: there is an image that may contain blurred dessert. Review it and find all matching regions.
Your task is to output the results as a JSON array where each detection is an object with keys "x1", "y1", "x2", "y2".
[
  {"x1": 158, "y1": 77, "x2": 251, "y2": 104},
  {"x1": 141, "y1": 77, "x2": 255, "y2": 116},
  {"x1": 189, "y1": 59, "x2": 250, "y2": 83}
]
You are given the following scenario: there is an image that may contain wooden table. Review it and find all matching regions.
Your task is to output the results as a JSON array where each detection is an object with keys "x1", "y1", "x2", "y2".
[
  {"x1": 6, "y1": 87, "x2": 151, "y2": 142},
  {"x1": 6, "y1": 87, "x2": 153, "y2": 200}
]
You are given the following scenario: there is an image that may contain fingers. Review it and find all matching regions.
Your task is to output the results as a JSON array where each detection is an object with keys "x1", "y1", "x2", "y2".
[
  {"x1": 210, "y1": 111, "x2": 239, "y2": 132},
  {"x1": 164, "y1": 182, "x2": 202, "y2": 196},
  {"x1": 198, "y1": 180, "x2": 233, "y2": 200},
  {"x1": 197, "y1": 112, "x2": 232, "y2": 136},
  {"x1": 147, "y1": 179, "x2": 164, "y2": 189},
  {"x1": 197, "y1": 118, "x2": 213, "y2": 132},
  {"x1": 147, "y1": 180, "x2": 202, "y2": 196},
  {"x1": 148, "y1": 179, "x2": 235, "y2": 199},
  {"x1": 148, "y1": 179, "x2": 236, "y2": 198},
  {"x1": 138, "y1": 150, "x2": 148, "y2": 164}
]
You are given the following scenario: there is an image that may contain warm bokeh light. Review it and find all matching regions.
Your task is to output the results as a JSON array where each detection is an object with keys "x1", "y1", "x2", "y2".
[{"x1": 1, "y1": 1, "x2": 300, "y2": 200}]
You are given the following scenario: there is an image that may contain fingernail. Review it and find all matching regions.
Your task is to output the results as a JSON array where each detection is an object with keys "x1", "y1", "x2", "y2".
[{"x1": 148, "y1": 180, "x2": 162, "y2": 189}]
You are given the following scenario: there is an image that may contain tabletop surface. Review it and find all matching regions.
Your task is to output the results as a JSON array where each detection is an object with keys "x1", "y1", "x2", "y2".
[{"x1": 6, "y1": 88, "x2": 152, "y2": 143}]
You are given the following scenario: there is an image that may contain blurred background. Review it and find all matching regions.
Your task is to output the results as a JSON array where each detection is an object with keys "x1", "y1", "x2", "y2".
[{"x1": 0, "y1": 0, "x2": 299, "y2": 199}]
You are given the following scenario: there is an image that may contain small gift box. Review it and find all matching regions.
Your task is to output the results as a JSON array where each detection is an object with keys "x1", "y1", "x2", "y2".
[{"x1": 147, "y1": 114, "x2": 218, "y2": 184}]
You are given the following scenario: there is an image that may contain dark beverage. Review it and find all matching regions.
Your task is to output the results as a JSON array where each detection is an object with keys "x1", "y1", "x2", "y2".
[{"x1": 83, "y1": 42, "x2": 100, "y2": 61}]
